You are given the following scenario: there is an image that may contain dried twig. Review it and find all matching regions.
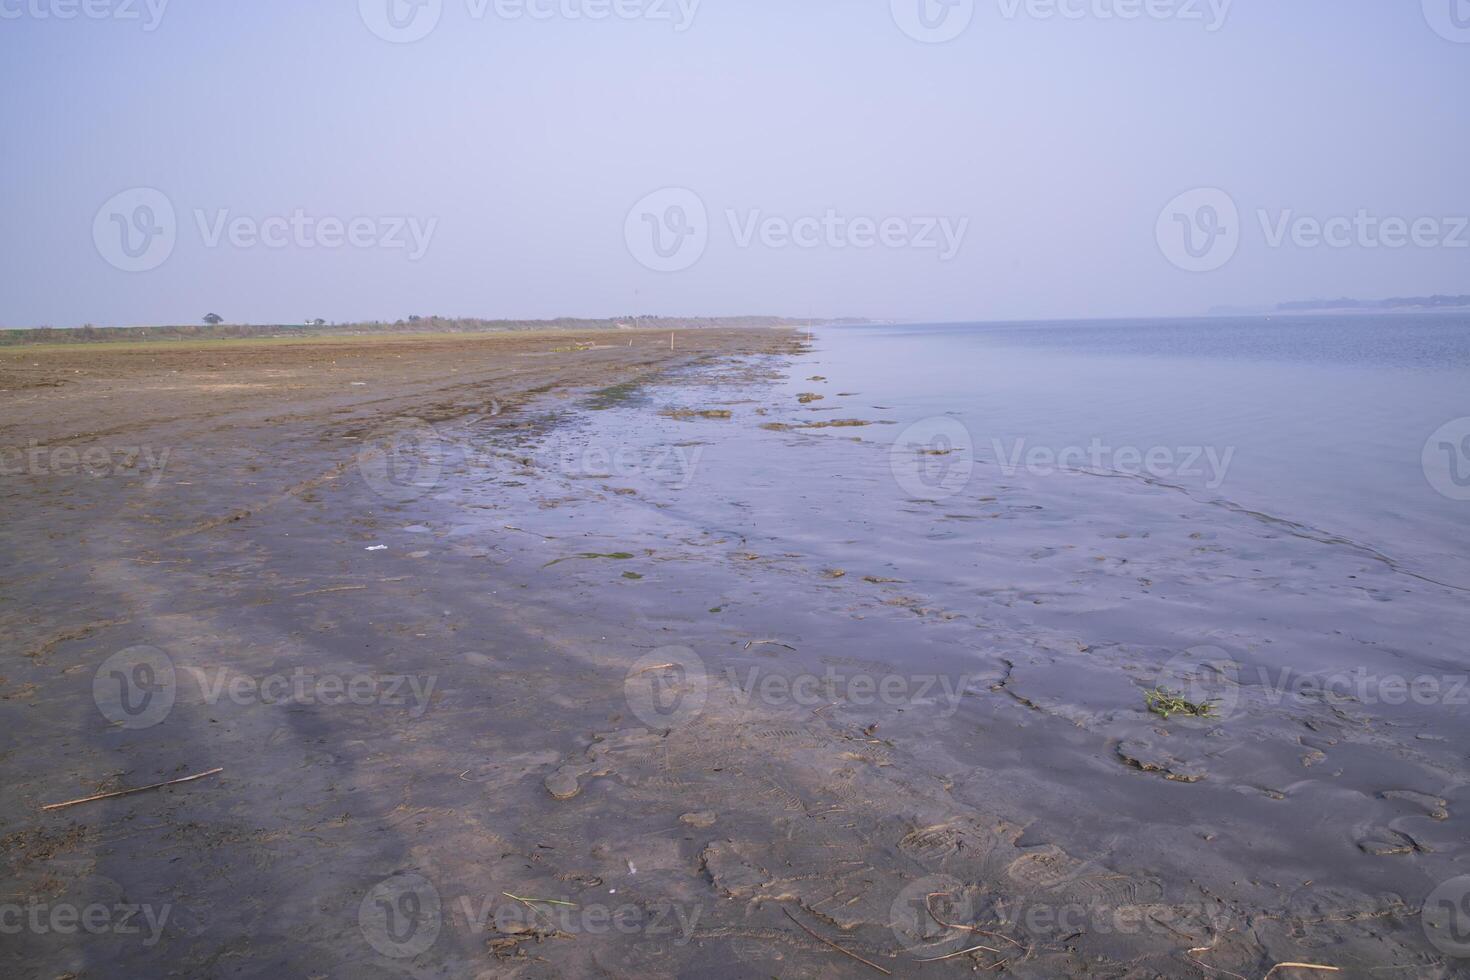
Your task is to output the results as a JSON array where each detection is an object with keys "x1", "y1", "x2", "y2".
[
  {"x1": 1186, "y1": 952, "x2": 1249, "y2": 980},
  {"x1": 502, "y1": 893, "x2": 576, "y2": 908},
  {"x1": 42, "y1": 768, "x2": 223, "y2": 811},
  {"x1": 502, "y1": 892, "x2": 575, "y2": 928},
  {"x1": 916, "y1": 942, "x2": 1004, "y2": 963},
  {"x1": 782, "y1": 907, "x2": 891, "y2": 975},
  {"x1": 1263, "y1": 965, "x2": 1340, "y2": 980},
  {"x1": 925, "y1": 893, "x2": 1027, "y2": 950},
  {"x1": 291, "y1": 585, "x2": 368, "y2": 597}
]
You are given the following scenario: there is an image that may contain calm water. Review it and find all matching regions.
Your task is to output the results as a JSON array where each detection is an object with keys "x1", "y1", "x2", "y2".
[
  {"x1": 461, "y1": 313, "x2": 1470, "y2": 948},
  {"x1": 809, "y1": 314, "x2": 1470, "y2": 587}
]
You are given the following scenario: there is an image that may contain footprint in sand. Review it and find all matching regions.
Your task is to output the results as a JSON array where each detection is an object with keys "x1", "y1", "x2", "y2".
[
  {"x1": 1378, "y1": 789, "x2": 1450, "y2": 821},
  {"x1": 1115, "y1": 739, "x2": 1207, "y2": 782}
]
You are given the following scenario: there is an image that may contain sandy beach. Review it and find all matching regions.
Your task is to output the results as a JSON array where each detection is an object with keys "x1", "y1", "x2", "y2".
[{"x1": 1, "y1": 326, "x2": 1465, "y2": 978}]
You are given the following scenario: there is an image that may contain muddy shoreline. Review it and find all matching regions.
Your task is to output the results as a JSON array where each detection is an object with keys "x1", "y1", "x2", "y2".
[{"x1": 1, "y1": 328, "x2": 1465, "y2": 978}]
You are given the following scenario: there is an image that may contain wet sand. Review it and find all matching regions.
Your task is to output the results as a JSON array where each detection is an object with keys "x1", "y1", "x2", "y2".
[{"x1": 1, "y1": 328, "x2": 1465, "y2": 978}]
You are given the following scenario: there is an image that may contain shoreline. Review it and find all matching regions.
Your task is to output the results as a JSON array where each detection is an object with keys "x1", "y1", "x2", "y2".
[{"x1": 0, "y1": 327, "x2": 1461, "y2": 977}]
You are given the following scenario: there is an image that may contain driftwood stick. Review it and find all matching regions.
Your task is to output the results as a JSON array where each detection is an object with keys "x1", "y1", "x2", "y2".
[
  {"x1": 1263, "y1": 965, "x2": 1340, "y2": 980},
  {"x1": 42, "y1": 768, "x2": 224, "y2": 811},
  {"x1": 782, "y1": 907, "x2": 892, "y2": 976}
]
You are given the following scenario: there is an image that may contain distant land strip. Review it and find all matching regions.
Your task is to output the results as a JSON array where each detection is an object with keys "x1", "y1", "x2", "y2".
[
  {"x1": 0, "y1": 315, "x2": 867, "y2": 347},
  {"x1": 1275, "y1": 294, "x2": 1470, "y2": 313}
]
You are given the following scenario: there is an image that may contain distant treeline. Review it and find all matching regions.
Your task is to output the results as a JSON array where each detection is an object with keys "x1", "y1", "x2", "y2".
[
  {"x1": 1277, "y1": 295, "x2": 1470, "y2": 313},
  {"x1": 0, "y1": 315, "x2": 860, "y2": 347}
]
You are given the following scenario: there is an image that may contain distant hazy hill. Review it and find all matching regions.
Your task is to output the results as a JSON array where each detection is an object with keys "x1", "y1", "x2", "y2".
[
  {"x1": 1275, "y1": 295, "x2": 1470, "y2": 313},
  {"x1": 0, "y1": 315, "x2": 863, "y2": 347}
]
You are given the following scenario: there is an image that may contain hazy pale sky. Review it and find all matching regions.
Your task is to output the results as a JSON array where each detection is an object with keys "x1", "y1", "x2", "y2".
[{"x1": 1, "y1": 0, "x2": 1467, "y2": 327}]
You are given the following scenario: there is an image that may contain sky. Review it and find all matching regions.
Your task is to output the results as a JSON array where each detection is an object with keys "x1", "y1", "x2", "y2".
[{"x1": 1, "y1": 0, "x2": 1467, "y2": 327}]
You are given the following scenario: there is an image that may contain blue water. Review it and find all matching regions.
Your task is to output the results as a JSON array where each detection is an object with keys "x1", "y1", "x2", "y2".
[
  {"x1": 811, "y1": 313, "x2": 1470, "y2": 585},
  {"x1": 450, "y1": 311, "x2": 1470, "y2": 956}
]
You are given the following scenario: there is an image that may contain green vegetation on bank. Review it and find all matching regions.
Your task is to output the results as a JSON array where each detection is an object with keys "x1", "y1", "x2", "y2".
[{"x1": 1144, "y1": 687, "x2": 1218, "y2": 720}]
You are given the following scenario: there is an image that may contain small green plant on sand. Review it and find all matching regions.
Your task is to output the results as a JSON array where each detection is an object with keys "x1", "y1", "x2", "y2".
[{"x1": 1144, "y1": 687, "x2": 1217, "y2": 720}]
